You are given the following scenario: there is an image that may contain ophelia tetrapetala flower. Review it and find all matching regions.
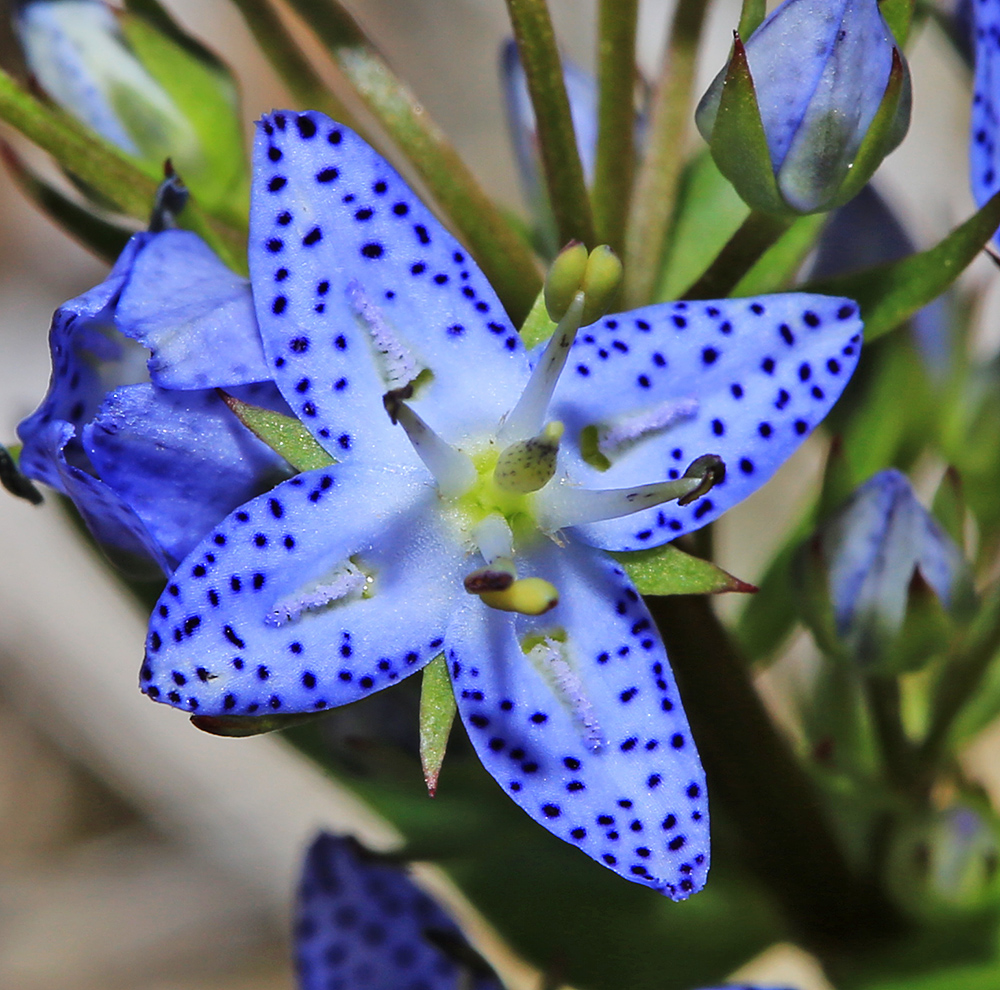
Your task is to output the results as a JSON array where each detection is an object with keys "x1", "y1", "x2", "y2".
[
  {"x1": 296, "y1": 832, "x2": 794, "y2": 990},
  {"x1": 140, "y1": 110, "x2": 863, "y2": 895}
]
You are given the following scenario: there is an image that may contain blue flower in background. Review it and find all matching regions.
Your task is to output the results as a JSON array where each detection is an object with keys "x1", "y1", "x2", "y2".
[
  {"x1": 296, "y1": 832, "x2": 793, "y2": 990},
  {"x1": 971, "y1": 0, "x2": 1000, "y2": 212},
  {"x1": 17, "y1": 229, "x2": 291, "y2": 574},
  {"x1": 139, "y1": 110, "x2": 863, "y2": 895}
]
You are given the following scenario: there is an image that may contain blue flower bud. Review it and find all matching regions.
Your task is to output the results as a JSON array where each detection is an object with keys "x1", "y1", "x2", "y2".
[
  {"x1": 796, "y1": 469, "x2": 972, "y2": 671},
  {"x1": 16, "y1": 228, "x2": 290, "y2": 575},
  {"x1": 13, "y1": 0, "x2": 248, "y2": 210},
  {"x1": 886, "y1": 804, "x2": 1000, "y2": 917},
  {"x1": 696, "y1": 0, "x2": 912, "y2": 214}
]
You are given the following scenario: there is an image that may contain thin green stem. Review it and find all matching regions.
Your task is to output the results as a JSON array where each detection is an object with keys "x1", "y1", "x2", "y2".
[
  {"x1": 0, "y1": 68, "x2": 246, "y2": 269},
  {"x1": 592, "y1": 0, "x2": 639, "y2": 254},
  {"x1": 920, "y1": 588, "x2": 1000, "y2": 769},
  {"x1": 681, "y1": 209, "x2": 792, "y2": 300},
  {"x1": 623, "y1": 0, "x2": 710, "y2": 308},
  {"x1": 505, "y1": 0, "x2": 595, "y2": 249},
  {"x1": 651, "y1": 594, "x2": 904, "y2": 952},
  {"x1": 227, "y1": 0, "x2": 355, "y2": 124},
  {"x1": 281, "y1": 0, "x2": 542, "y2": 323},
  {"x1": 864, "y1": 676, "x2": 918, "y2": 794}
]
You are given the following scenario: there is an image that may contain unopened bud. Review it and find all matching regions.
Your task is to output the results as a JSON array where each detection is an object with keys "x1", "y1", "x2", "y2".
[
  {"x1": 580, "y1": 245, "x2": 624, "y2": 325},
  {"x1": 544, "y1": 241, "x2": 588, "y2": 321}
]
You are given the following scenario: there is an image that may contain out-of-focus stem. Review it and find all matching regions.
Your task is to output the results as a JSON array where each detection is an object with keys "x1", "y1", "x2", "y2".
[
  {"x1": 865, "y1": 676, "x2": 918, "y2": 793},
  {"x1": 228, "y1": 0, "x2": 355, "y2": 124},
  {"x1": 652, "y1": 594, "x2": 904, "y2": 952},
  {"x1": 592, "y1": 0, "x2": 639, "y2": 254},
  {"x1": 505, "y1": 0, "x2": 595, "y2": 249},
  {"x1": 623, "y1": 0, "x2": 710, "y2": 308},
  {"x1": 281, "y1": 0, "x2": 543, "y2": 322}
]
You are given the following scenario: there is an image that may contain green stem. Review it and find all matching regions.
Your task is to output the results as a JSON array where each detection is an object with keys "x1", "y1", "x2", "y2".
[
  {"x1": 505, "y1": 0, "x2": 595, "y2": 250},
  {"x1": 623, "y1": 0, "x2": 710, "y2": 308},
  {"x1": 0, "y1": 68, "x2": 245, "y2": 269},
  {"x1": 681, "y1": 209, "x2": 792, "y2": 300},
  {"x1": 865, "y1": 676, "x2": 918, "y2": 794},
  {"x1": 592, "y1": 0, "x2": 639, "y2": 254},
  {"x1": 651, "y1": 595, "x2": 904, "y2": 952},
  {"x1": 280, "y1": 0, "x2": 542, "y2": 323},
  {"x1": 227, "y1": 0, "x2": 355, "y2": 124},
  {"x1": 920, "y1": 588, "x2": 1000, "y2": 770}
]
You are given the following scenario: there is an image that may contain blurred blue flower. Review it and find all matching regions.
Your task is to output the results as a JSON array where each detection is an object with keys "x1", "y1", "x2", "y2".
[
  {"x1": 139, "y1": 110, "x2": 863, "y2": 895},
  {"x1": 17, "y1": 229, "x2": 291, "y2": 574},
  {"x1": 797, "y1": 469, "x2": 971, "y2": 669},
  {"x1": 696, "y1": 0, "x2": 911, "y2": 213},
  {"x1": 296, "y1": 832, "x2": 794, "y2": 990}
]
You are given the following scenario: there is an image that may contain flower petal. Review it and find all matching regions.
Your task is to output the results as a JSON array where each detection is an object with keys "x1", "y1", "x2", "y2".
[
  {"x1": 17, "y1": 233, "x2": 153, "y2": 486},
  {"x1": 28, "y1": 420, "x2": 171, "y2": 573},
  {"x1": 247, "y1": 111, "x2": 530, "y2": 466},
  {"x1": 115, "y1": 230, "x2": 270, "y2": 389},
  {"x1": 972, "y1": 0, "x2": 1000, "y2": 210},
  {"x1": 446, "y1": 541, "x2": 709, "y2": 899},
  {"x1": 296, "y1": 833, "x2": 502, "y2": 990},
  {"x1": 547, "y1": 294, "x2": 862, "y2": 550},
  {"x1": 84, "y1": 383, "x2": 292, "y2": 566},
  {"x1": 141, "y1": 460, "x2": 468, "y2": 716}
]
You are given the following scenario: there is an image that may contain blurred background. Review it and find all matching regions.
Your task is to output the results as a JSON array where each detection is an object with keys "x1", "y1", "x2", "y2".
[{"x1": 0, "y1": 0, "x2": 985, "y2": 987}]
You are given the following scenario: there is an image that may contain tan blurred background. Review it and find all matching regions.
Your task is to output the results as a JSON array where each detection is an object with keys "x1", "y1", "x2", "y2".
[{"x1": 0, "y1": 1, "x2": 982, "y2": 988}]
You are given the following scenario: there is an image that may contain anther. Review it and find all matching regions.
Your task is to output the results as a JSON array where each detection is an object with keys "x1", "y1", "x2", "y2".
[
  {"x1": 480, "y1": 577, "x2": 560, "y2": 616},
  {"x1": 494, "y1": 421, "x2": 564, "y2": 493}
]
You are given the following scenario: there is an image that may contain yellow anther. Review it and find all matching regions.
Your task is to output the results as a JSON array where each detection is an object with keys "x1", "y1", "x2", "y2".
[
  {"x1": 494, "y1": 421, "x2": 564, "y2": 494},
  {"x1": 481, "y1": 577, "x2": 560, "y2": 616}
]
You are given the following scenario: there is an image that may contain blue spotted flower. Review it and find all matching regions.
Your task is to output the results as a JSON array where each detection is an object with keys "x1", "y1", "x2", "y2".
[
  {"x1": 971, "y1": 0, "x2": 1000, "y2": 213},
  {"x1": 16, "y1": 229, "x2": 291, "y2": 573},
  {"x1": 296, "y1": 832, "x2": 794, "y2": 990},
  {"x1": 139, "y1": 110, "x2": 863, "y2": 896}
]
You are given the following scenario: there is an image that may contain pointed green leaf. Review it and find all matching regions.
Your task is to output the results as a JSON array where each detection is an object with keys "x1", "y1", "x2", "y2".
[
  {"x1": 419, "y1": 653, "x2": 455, "y2": 796},
  {"x1": 806, "y1": 188, "x2": 1000, "y2": 342},
  {"x1": 732, "y1": 212, "x2": 827, "y2": 297},
  {"x1": 612, "y1": 543, "x2": 756, "y2": 597},
  {"x1": 709, "y1": 35, "x2": 786, "y2": 216},
  {"x1": 191, "y1": 711, "x2": 327, "y2": 736},
  {"x1": 219, "y1": 391, "x2": 335, "y2": 472},
  {"x1": 880, "y1": 0, "x2": 916, "y2": 47},
  {"x1": 933, "y1": 467, "x2": 966, "y2": 550}
]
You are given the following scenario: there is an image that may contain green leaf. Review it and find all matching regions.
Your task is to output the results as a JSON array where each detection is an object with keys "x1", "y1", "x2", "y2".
[
  {"x1": 806, "y1": 188, "x2": 1000, "y2": 343},
  {"x1": 219, "y1": 392, "x2": 335, "y2": 472},
  {"x1": 120, "y1": 10, "x2": 250, "y2": 218},
  {"x1": 708, "y1": 35, "x2": 786, "y2": 216},
  {"x1": 612, "y1": 543, "x2": 756, "y2": 596},
  {"x1": 419, "y1": 653, "x2": 455, "y2": 796},
  {"x1": 880, "y1": 0, "x2": 916, "y2": 47},
  {"x1": 190, "y1": 711, "x2": 328, "y2": 736},
  {"x1": 655, "y1": 150, "x2": 748, "y2": 301},
  {"x1": 732, "y1": 211, "x2": 827, "y2": 296},
  {"x1": 0, "y1": 141, "x2": 132, "y2": 263},
  {"x1": 737, "y1": 0, "x2": 766, "y2": 38}
]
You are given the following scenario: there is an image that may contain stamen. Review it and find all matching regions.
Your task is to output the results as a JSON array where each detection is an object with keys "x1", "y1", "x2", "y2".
[
  {"x1": 348, "y1": 280, "x2": 423, "y2": 390},
  {"x1": 464, "y1": 558, "x2": 516, "y2": 593},
  {"x1": 383, "y1": 393, "x2": 476, "y2": 497},
  {"x1": 525, "y1": 637, "x2": 605, "y2": 751},
  {"x1": 266, "y1": 560, "x2": 368, "y2": 626},
  {"x1": 480, "y1": 577, "x2": 559, "y2": 615},
  {"x1": 499, "y1": 292, "x2": 586, "y2": 443},
  {"x1": 494, "y1": 421, "x2": 564, "y2": 493},
  {"x1": 594, "y1": 398, "x2": 699, "y2": 461},
  {"x1": 537, "y1": 454, "x2": 725, "y2": 530}
]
